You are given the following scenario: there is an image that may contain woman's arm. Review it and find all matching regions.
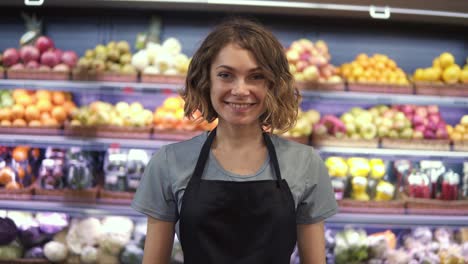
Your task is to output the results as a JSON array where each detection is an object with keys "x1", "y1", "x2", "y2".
[
  {"x1": 142, "y1": 216, "x2": 176, "y2": 264},
  {"x1": 297, "y1": 221, "x2": 326, "y2": 264}
]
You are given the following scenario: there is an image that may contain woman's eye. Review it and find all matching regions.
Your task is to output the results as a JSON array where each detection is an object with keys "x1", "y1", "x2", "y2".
[
  {"x1": 251, "y1": 73, "x2": 265, "y2": 80},
  {"x1": 217, "y1": 72, "x2": 231, "y2": 79}
]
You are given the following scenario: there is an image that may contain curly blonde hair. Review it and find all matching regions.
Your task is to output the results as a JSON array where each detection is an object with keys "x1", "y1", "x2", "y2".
[{"x1": 181, "y1": 18, "x2": 300, "y2": 133}]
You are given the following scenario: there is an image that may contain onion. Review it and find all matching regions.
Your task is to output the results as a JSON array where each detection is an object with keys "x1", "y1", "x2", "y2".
[
  {"x1": 2, "y1": 48, "x2": 20, "y2": 67},
  {"x1": 35, "y1": 36, "x2": 55, "y2": 53},
  {"x1": 26, "y1": 60, "x2": 40, "y2": 69},
  {"x1": 40, "y1": 50, "x2": 60, "y2": 68},
  {"x1": 53, "y1": 63, "x2": 70, "y2": 72},
  {"x1": 53, "y1": 49, "x2": 63, "y2": 61},
  {"x1": 61, "y1": 51, "x2": 78, "y2": 68},
  {"x1": 20, "y1": 45, "x2": 40, "y2": 64},
  {"x1": 10, "y1": 63, "x2": 25, "y2": 71},
  {"x1": 38, "y1": 65, "x2": 51, "y2": 72}
]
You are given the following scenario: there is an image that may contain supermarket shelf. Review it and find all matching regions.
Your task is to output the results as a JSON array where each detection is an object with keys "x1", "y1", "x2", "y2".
[
  {"x1": 329, "y1": 213, "x2": 468, "y2": 227},
  {"x1": 301, "y1": 90, "x2": 468, "y2": 107},
  {"x1": 318, "y1": 146, "x2": 468, "y2": 162},
  {"x1": 0, "y1": 79, "x2": 181, "y2": 93},
  {"x1": 0, "y1": 134, "x2": 175, "y2": 150},
  {"x1": 1, "y1": 200, "x2": 467, "y2": 226},
  {"x1": 2, "y1": 79, "x2": 468, "y2": 106},
  {"x1": 1, "y1": 133, "x2": 467, "y2": 160}
]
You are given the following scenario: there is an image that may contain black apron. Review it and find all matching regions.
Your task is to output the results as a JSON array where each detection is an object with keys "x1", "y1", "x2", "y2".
[{"x1": 179, "y1": 128, "x2": 297, "y2": 264}]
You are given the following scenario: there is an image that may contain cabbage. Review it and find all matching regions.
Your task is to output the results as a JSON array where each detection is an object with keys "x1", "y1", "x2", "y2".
[
  {"x1": 36, "y1": 213, "x2": 68, "y2": 235},
  {"x1": 0, "y1": 240, "x2": 23, "y2": 260},
  {"x1": 0, "y1": 217, "x2": 18, "y2": 246},
  {"x1": 18, "y1": 220, "x2": 51, "y2": 248}
]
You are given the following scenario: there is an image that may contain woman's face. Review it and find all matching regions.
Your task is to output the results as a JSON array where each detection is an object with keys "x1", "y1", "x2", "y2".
[{"x1": 209, "y1": 43, "x2": 268, "y2": 128}]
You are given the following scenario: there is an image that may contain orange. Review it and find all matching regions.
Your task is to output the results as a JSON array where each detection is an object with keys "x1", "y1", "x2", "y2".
[
  {"x1": 16, "y1": 166, "x2": 25, "y2": 180},
  {"x1": 12, "y1": 119, "x2": 27, "y2": 127},
  {"x1": 52, "y1": 91, "x2": 66, "y2": 105},
  {"x1": 36, "y1": 90, "x2": 52, "y2": 101},
  {"x1": 51, "y1": 106, "x2": 67, "y2": 123},
  {"x1": 5, "y1": 181, "x2": 21, "y2": 190},
  {"x1": 28, "y1": 120, "x2": 42, "y2": 127},
  {"x1": 12, "y1": 89, "x2": 28, "y2": 100},
  {"x1": 0, "y1": 167, "x2": 15, "y2": 185},
  {"x1": 11, "y1": 105, "x2": 25, "y2": 120},
  {"x1": 37, "y1": 99, "x2": 53, "y2": 113},
  {"x1": 355, "y1": 53, "x2": 368, "y2": 61},
  {"x1": 0, "y1": 108, "x2": 12, "y2": 121},
  {"x1": 0, "y1": 120, "x2": 11, "y2": 126},
  {"x1": 42, "y1": 118, "x2": 59, "y2": 128},
  {"x1": 40, "y1": 112, "x2": 52, "y2": 123},
  {"x1": 163, "y1": 97, "x2": 182, "y2": 112},
  {"x1": 63, "y1": 101, "x2": 77, "y2": 115},
  {"x1": 25, "y1": 105, "x2": 40, "y2": 122},
  {"x1": 16, "y1": 94, "x2": 34, "y2": 106}
]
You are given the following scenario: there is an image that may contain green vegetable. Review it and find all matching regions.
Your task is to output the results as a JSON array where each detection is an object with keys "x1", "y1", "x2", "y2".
[
  {"x1": 334, "y1": 228, "x2": 369, "y2": 264},
  {"x1": 0, "y1": 240, "x2": 23, "y2": 260}
]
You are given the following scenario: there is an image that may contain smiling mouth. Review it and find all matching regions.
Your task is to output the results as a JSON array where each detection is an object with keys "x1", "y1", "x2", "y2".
[{"x1": 224, "y1": 102, "x2": 256, "y2": 110}]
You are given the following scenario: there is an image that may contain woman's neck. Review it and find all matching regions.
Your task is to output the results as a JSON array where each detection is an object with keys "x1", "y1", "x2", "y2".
[{"x1": 213, "y1": 122, "x2": 264, "y2": 151}]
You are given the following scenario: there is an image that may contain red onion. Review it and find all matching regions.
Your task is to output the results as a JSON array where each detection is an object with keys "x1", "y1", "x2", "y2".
[
  {"x1": 10, "y1": 63, "x2": 25, "y2": 70},
  {"x1": 2, "y1": 48, "x2": 20, "y2": 67},
  {"x1": 38, "y1": 65, "x2": 51, "y2": 72},
  {"x1": 35, "y1": 36, "x2": 55, "y2": 53},
  {"x1": 20, "y1": 45, "x2": 40, "y2": 64},
  {"x1": 26, "y1": 60, "x2": 40, "y2": 69},
  {"x1": 61, "y1": 51, "x2": 78, "y2": 68},
  {"x1": 40, "y1": 50, "x2": 60, "y2": 68},
  {"x1": 53, "y1": 49, "x2": 63, "y2": 61},
  {"x1": 52, "y1": 63, "x2": 70, "y2": 72}
]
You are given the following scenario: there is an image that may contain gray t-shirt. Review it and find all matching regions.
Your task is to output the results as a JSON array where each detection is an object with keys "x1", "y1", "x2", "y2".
[{"x1": 132, "y1": 132, "x2": 338, "y2": 236}]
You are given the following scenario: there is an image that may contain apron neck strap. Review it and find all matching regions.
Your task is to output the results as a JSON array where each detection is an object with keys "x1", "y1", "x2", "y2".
[{"x1": 192, "y1": 127, "x2": 283, "y2": 184}]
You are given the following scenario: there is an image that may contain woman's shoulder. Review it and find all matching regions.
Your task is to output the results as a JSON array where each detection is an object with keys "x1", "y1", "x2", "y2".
[
  {"x1": 158, "y1": 131, "x2": 207, "y2": 163},
  {"x1": 271, "y1": 134, "x2": 319, "y2": 159}
]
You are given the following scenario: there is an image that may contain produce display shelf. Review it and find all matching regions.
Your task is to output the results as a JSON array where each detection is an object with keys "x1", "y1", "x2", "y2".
[
  {"x1": 318, "y1": 146, "x2": 468, "y2": 162},
  {"x1": 0, "y1": 79, "x2": 181, "y2": 93},
  {"x1": 1, "y1": 200, "x2": 467, "y2": 227},
  {"x1": 0, "y1": 134, "x2": 175, "y2": 150},
  {"x1": 301, "y1": 90, "x2": 468, "y2": 107},
  {"x1": 1, "y1": 79, "x2": 467, "y2": 107}
]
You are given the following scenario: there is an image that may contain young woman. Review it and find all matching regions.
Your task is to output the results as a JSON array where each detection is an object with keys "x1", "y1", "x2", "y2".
[{"x1": 132, "y1": 18, "x2": 338, "y2": 264}]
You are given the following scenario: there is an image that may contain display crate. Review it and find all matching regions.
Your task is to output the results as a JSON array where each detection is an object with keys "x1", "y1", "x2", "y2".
[
  {"x1": 348, "y1": 82, "x2": 413, "y2": 94},
  {"x1": 312, "y1": 135, "x2": 379, "y2": 148},
  {"x1": 72, "y1": 70, "x2": 138, "y2": 82},
  {"x1": 381, "y1": 138, "x2": 451, "y2": 151},
  {"x1": 64, "y1": 124, "x2": 152, "y2": 139},
  {"x1": 6, "y1": 69, "x2": 70, "y2": 81},
  {"x1": 296, "y1": 81, "x2": 345, "y2": 91},
  {"x1": 141, "y1": 73, "x2": 186, "y2": 85},
  {"x1": 414, "y1": 82, "x2": 468, "y2": 97},
  {"x1": 0, "y1": 126, "x2": 62, "y2": 136}
]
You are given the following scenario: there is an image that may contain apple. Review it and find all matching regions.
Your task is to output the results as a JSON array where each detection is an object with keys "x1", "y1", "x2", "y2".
[
  {"x1": 382, "y1": 109, "x2": 396, "y2": 119},
  {"x1": 426, "y1": 121, "x2": 438, "y2": 132},
  {"x1": 345, "y1": 122, "x2": 357, "y2": 135},
  {"x1": 423, "y1": 129, "x2": 435, "y2": 139},
  {"x1": 388, "y1": 130, "x2": 399, "y2": 139},
  {"x1": 340, "y1": 113, "x2": 354, "y2": 124},
  {"x1": 435, "y1": 128, "x2": 449, "y2": 139},
  {"x1": 460, "y1": 115, "x2": 468, "y2": 126},
  {"x1": 296, "y1": 61, "x2": 309, "y2": 73},
  {"x1": 377, "y1": 105, "x2": 390, "y2": 115},
  {"x1": 350, "y1": 107, "x2": 365, "y2": 117},
  {"x1": 400, "y1": 105, "x2": 414, "y2": 116},
  {"x1": 427, "y1": 105, "x2": 439, "y2": 115},
  {"x1": 382, "y1": 119, "x2": 393, "y2": 128},
  {"x1": 428, "y1": 114, "x2": 441, "y2": 124},
  {"x1": 394, "y1": 112, "x2": 406, "y2": 122},
  {"x1": 360, "y1": 123, "x2": 377, "y2": 140},
  {"x1": 393, "y1": 119, "x2": 406, "y2": 131},
  {"x1": 412, "y1": 130, "x2": 424, "y2": 139},
  {"x1": 400, "y1": 127, "x2": 413, "y2": 139},
  {"x1": 313, "y1": 123, "x2": 327, "y2": 136},
  {"x1": 374, "y1": 116, "x2": 383, "y2": 126},
  {"x1": 303, "y1": 65, "x2": 319, "y2": 81},
  {"x1": 414, "y1": 125, "x2": 426, "y2": 133},
  {"x1": 412, "y1": 115, "x2": 425, "y2": 127},
  {"x1": 377, "y1": 126, "x2": 390, "y2": 138},
  {"x1": 415, "y1": 106, "x2": 428, "y2": 118}
]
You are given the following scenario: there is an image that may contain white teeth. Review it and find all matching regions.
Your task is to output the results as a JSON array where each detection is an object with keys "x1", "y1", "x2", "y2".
[{"x1": 228, "y1": 103, "x2": 254, "y2": 110}]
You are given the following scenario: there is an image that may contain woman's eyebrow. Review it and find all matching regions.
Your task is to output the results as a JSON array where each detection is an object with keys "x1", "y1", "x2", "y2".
[{"x1": 215, "y1": 65, "x2": 261, "y2": 72}]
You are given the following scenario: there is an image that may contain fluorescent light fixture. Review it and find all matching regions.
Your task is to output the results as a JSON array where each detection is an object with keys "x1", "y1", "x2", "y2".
[
  {"x1": 81, "y1": 0, "x2": 468, "y2": 20},
  {"x1": 25, "y1": 0, "x2": 44, "y2": 6}
]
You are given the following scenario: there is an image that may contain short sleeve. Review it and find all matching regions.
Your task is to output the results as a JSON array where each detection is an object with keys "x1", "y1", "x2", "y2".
[
  {"x1": 131, "y1": 146, "x2": 178, "y2": 222},
  {"x1": 296, "y1": 152, "x2": 338, "y2": 224}
]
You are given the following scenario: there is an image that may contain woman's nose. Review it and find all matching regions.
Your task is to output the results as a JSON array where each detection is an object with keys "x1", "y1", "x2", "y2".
[{"x1": 231, "y1": 80, "x2": 250, "y2": 96}]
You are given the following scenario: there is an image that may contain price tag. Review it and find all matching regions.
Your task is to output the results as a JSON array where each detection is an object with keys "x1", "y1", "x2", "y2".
[
  {"x1": 110, "y1": 143, "x2": 121, "y2": 149},
  {"x1": 122, "y1": 86, "x2": 135, "y2": 94}
]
